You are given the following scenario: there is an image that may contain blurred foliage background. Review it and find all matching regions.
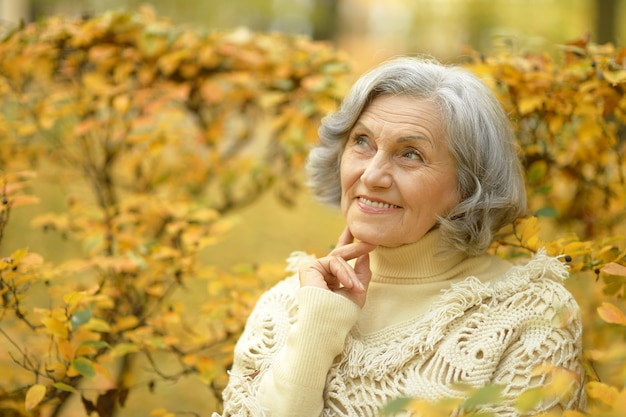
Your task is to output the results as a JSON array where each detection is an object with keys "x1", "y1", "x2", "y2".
[
  {"x1": 1, "y1": 0, "x2": 624, "y2": 73},
  {"x1": 0, "y1": 1, "x2": 625, "y2": 417},
  {"x1": 1, "y1": 0, "x2": 625, "y2": 267}
]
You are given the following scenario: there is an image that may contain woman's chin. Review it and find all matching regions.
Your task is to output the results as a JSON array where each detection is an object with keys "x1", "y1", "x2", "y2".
[{"x1": 350, "y1": 229, "x2": 395, "y2": 247}]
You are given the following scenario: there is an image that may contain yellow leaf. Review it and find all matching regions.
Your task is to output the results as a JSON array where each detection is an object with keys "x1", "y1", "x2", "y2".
[
  {"x1": 517, "y1": 217, "x2": 541, "y2": 249},
  {"x1": 515, "y1": 386, "x2": 544, "y2": 413},
  {"x1": 10, "y1": 248, "x2": 29, "y2": 262},
  {"x1": 82, "y1": 72, "x2": 112, "y2": 94},
  {"x1": 113, "y1": 94, "x2": 130, "y2": 114},
  {"x1": 562, "y1": 241, "x2": 591, "y2": 258},
  {"x1": 526, "y1": 235, "x2": 540, "y2": 251},
  {"x1": 207, "y1": 280, "x2": 223, "y2": 297},
  {"x1": 11, "y1": 274, "x2": 37, "y2": 287},
  {"x1": 17, "y1": 122, "x2": 38, "y2": 137},
  {"x1": 46, "y1": 362, "x2": 67, "y2": 379},
  {"x1": 548, "y1": 114, "x2": 564, "y2": 134},
  {"x1": 586, "y1": 381, "x2": 618, "y2": 406},
  {"x1": 25, "y1": 384, "x2": 47, "y2": 410},
  {"x1": 41, "y1": 317, "x2": 68, "y2": 338},
  {"x1": 597, "y1": 302, "x2": 626, "y2": 326},
  {"x1": 63, "y1": 291, "x2": 87, "y2": 311},
  {"x1": 112, "y1": 315, "x2": 139, "y2": 332},
  {"x1": 110, "y1": 343, "x2": 140, "y2": 358},
  {"x1": 84, "y1": 318, "x2": 111, "y2": 332},
  {"x1": 518, "y1": 95, "x2": 544, "y2": 115},
  {"x1": 602, "y1": 69, "x2": 626, "y2": 85},
  {"x1": 562, "y1": 411, "x2": 586, "y2": 417}
]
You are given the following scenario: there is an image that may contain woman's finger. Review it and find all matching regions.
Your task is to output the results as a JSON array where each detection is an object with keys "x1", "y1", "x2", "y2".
[
  {"x1": 353, "y1": 253, "x2": 372, "y2": 291},
  {"x1": 298, "y1": 228, "x2": 376, "y2": 307},
  {"x1": 336, "y1": 226, "x2": 354, "y2": 248},
  {"x1": 329, "y1": 240, "x2": 376, "y2": 261},
  {"x1": 303, "y1": 255, "x2": 362, "y2": 291}
]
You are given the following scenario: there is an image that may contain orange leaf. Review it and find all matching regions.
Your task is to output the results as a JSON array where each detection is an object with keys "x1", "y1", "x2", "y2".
[
  {"x1": 8, "y1": 195, "x2": 40, "y2": 208},
  {"x1": 597, "y1": 302, "x2": 626, "y2": 326},
  {"x1": 58, "y1": 337, "x2": 75, "y2": 362},
  {"x1": 602, "y1": 262, "x2": 626, "y2": 277}
]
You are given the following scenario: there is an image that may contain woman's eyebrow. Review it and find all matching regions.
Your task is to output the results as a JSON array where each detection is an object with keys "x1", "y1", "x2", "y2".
[
  {"x1": 352, "y1": 121, "x2": 435, "y2": 150},
  {"x1": 397, "y1": 135, "x2": 434, "y2": 150}
]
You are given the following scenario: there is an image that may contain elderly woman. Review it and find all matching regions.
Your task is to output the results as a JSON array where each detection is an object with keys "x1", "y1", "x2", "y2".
[{"x1": 216, "y1": 57, "x2": 585, "y2": 416}]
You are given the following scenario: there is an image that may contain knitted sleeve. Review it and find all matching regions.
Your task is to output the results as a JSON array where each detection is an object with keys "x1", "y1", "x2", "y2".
[{"x1": 218, "y1": 252, "x2": 361, "y2": 417}]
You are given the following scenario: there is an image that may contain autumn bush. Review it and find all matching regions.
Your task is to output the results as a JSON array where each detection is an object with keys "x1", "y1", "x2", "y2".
[
  {"x1": 0, "y1": 7, "x2": 350, "y2": 416},
  {"x1": 1, "y1": 7, "x2": 626, "y2": 417}
]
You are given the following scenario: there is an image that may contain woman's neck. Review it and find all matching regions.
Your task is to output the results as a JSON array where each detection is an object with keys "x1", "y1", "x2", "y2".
[{"x1": 369, "y1": 229, "x2": 469, "y2": 284}]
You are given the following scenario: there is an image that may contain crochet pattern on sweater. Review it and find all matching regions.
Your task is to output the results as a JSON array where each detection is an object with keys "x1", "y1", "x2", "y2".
[{"x1": 215, "y1": 249, "x2": 585, "y2": 417}]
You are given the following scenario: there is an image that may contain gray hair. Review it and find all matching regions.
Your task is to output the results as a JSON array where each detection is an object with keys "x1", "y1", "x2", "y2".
[{"x1": 306, "y1": 56, "x2": 527, "y2": 256}]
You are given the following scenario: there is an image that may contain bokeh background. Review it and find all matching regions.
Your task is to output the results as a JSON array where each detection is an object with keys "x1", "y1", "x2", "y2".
[
  {"x1": 2, "y1": 0, "x2": 625, "y2": 70},
  {"x1": 1, "y1": 0, "x2": 624, "y2": 269},
  {"x1": 0, "y1": 2, "x2": 624, "y2": 415}
]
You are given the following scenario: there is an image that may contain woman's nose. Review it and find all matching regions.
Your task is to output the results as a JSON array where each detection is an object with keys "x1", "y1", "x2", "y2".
[{"x1": 361, "y1": 152, "x2": 392, "y2": 189}]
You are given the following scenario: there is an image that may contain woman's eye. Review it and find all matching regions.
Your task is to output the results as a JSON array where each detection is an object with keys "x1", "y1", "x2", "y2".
[
  {"x1": 403, "y1": 148, "x2": 423, "y2": 161},
  {"x1": 352, "y1": 135, "x2": 369, "y2": 146}
]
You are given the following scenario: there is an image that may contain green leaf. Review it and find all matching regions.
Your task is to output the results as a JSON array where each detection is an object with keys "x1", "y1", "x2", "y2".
[
  {"x1": 70, "y1": 309, "x2": 92, "y2": 329},
  {"x1": 534, "y1": 206, "x2": 558, "y2": 218},
  {"x1": 527, "y1": 161, "x2": 547, "y2": 184},
  {"x1": 380, "y1": 397, "x2": 412, "y2": 415},
  {"x1": 462, "y1": 384, "x2": 504, "y2": 411},
  {"x1": 53, "y1": 382, "x2": 77, "y2": 393},
  {"x1": 71, "y1": 357, "x2": 97, "y2": 378},
  {"x1": 80, "y1": 340, "x2": 109, "y2": 349}
]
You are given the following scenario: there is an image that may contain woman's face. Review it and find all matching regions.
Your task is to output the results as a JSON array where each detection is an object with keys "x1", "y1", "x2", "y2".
[{"x1": 340, "y1": 94, "x2": 460, "y2": 247}]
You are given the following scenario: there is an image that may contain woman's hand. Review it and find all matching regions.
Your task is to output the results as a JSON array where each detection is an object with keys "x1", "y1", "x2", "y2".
[{"x1": 299, "y1": 228, "x2": 376, "y2": 308}]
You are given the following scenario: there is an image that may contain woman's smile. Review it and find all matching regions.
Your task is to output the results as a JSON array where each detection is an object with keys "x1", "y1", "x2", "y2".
[{"x1": 357, "y1": 196, "x2": 402, "y2": 210}]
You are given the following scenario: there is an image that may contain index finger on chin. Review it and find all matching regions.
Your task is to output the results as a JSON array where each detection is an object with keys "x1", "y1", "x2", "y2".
[
  {"x1": 330, "y1": 241, "x2": 376, "y2": 261},
  {"x1": 336, "y1": 227, "x2": 354, "y2": 248}
]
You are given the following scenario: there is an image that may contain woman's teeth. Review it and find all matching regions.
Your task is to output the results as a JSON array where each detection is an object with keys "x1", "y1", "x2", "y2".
[{"x1": 359, "y1": 197, "x2": 399, "y2": 209}]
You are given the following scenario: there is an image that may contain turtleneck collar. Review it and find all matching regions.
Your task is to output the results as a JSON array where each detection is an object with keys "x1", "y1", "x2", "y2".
[{"x1": 369, "y1": 228, "x2": 469, "y2": 284}]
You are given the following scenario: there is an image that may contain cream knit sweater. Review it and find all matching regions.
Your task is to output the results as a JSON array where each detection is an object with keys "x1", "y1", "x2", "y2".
[{"x1": 216, "y1": 230, "x2": 585, "y2": 416}]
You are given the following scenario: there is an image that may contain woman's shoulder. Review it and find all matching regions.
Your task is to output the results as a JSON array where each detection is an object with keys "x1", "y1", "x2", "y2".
[
  {"x1": 491, "y1": 249, "x2": 574, "y2": 300},
  {"x1": 427, "y1": 251, "x2": 578, "y2": 332}
]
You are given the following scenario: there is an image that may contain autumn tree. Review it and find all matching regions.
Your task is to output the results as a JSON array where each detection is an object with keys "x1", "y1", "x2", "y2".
[{"x1": 0, "y1": 7, "x2": 350, "y2": 416}]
